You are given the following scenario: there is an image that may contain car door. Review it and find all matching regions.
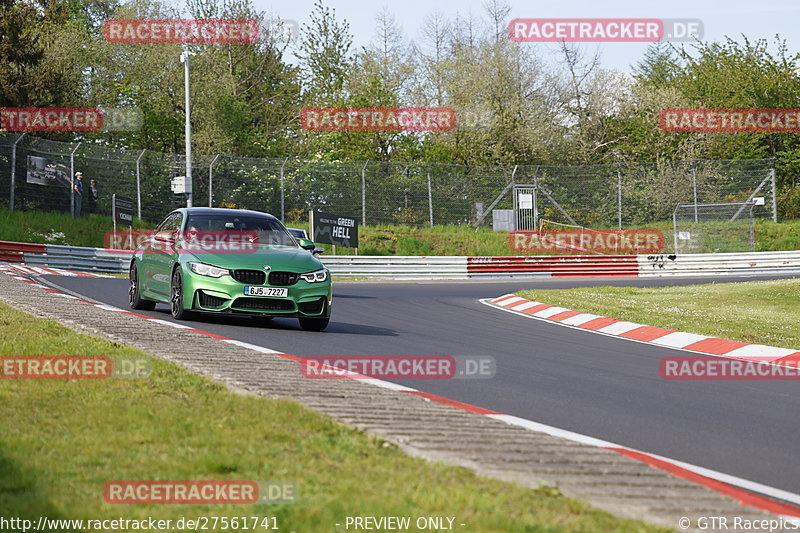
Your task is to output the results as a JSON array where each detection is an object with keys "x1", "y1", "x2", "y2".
[
  {"x1": 139, "y1": 213, "x2": 170, "y2": 295},
  {"x1": 148, "y1": 212, "x2": 183, "y2": 296}
]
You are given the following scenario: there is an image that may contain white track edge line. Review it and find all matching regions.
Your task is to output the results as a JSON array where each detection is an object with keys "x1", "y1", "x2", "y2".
[
  {"x1": 488, "y1": 413, "x2": 800, "y2": 506},
  {"x1": 220, "y1": 339, "x2": 418, "y2": 392},
  {"x1": 481, "y1": 298, "x2": 800, "y2": 506},
  {"x1": 479, "y1": 298, "x2": 797, "y2": 364},
  {"x1": 10, "y1": 271, "x2": 800, "y2": 510}
]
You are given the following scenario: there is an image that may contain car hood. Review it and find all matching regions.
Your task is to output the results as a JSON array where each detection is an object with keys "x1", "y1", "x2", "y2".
[{"x1": 182, "y1": 245, "x2": 324, "y2": 272}]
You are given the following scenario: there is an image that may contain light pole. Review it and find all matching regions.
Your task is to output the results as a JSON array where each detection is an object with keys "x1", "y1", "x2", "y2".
[{"x1": 180, "y1": 49, "x2": 195, "y2": 207}]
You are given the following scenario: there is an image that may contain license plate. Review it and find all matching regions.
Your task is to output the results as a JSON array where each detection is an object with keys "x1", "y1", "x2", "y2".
[{"x1": 244, "y1": 286, "x2": 288, "y2": 297}]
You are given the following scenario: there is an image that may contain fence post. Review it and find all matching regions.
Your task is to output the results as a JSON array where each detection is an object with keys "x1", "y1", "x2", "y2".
[
  {"x1": 770, "y1": 161, "x2": 778, "y2": 222},
  {"x1": 208, "y1": 154, "x2": 220, "y2": 208},
  {"x1": 532, "y1": 166, "x2": 538, "y2": 230},
  {"x1": 510, "y1": 165, "x2": 519, "y2": 230},
  {"x1": 692, "y1": 167, "x2": 698, "y2": 223},
  {"x1": 361, "y1": 160, "x2": 368, "y2": 225},
  {"x1": 617, "y1": 164, "x2": 623, "y2": 229},
  {"x1": 9, "y1": 133, "x2": 26, "y2": 212},
  {"x1": 280, "y1": 157, "x2": 288, "y2": 221},
  {"x1": 673, "y1": 206, "x2": 679, "y2": 253},
  {"x1": 135, "y1": 149, "x2": 145, "y2": 219},
  {"x1": 69, "y1": 142, "x2": 82, "y2": 217},
  {"x1": 427, "y1": 167, "x2": 434, "y2": 227}
]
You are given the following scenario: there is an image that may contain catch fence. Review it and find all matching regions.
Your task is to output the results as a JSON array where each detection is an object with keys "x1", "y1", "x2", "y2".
[{"x1": 0, "y1": 133, "x2": 776, "y2": 230}]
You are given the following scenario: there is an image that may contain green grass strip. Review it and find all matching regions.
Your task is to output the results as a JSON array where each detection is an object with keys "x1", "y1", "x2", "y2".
[
  {"x1": 518, "y1": 279, "x2": 800, "y2": 349},
  {"x1": 3, "y1": 208, "x2": 800, "y2": 255},
  {"x1": 0, "y1": 301, "x2": 667, "y2": 531}
]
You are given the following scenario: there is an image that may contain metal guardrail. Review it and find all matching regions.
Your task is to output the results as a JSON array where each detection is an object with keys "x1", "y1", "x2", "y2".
[
  {"x1": 638, "y1": 251, "x2": 800, "y2": 277},
  {"x1": 1, "y1": 240, "x2": 799, "y2": 279},
  {"x1": 466, "y1": 255, "x2": 640, "y2": 278},
  {"x1": 0, "y1": 241, "x2": 129, "y2": 274},
  {"x1": 26, "y1": 244, "x2": 131, "y2": 273},
  {"x1": 323, "y1": 256, "x2": 469, "y2": 279}
]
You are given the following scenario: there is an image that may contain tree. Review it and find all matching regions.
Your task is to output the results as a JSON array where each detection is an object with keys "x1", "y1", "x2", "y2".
[
  {"x1": 635, "y1": 42, "x2": 682, "y2": 87},
  {"x1": 324, "y1": 8, "x2": 419, "y2": 161},
  {"x1": 296, "y1": 0, "x2": 352, "y2": 104},
  {"x1": 185, "y1": 0, "x2": 303, "y2": 156},
  {"x1": 0, "y1": 0, "x2": 87, "y2": 110},
  {"x1": 85, "y1": 0, "x2": 302, "y2": 155},
  {"x1": 412, "y1": 1, "x2": 561, "y2": 165}
]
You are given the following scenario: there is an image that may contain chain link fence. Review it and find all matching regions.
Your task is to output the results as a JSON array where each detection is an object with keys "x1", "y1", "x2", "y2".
[
  {"x1": 0, "y1": 132, "x2": 776, "y2": 229},
  {"x1": 673, "y1": 202, "x2": 756, "y2": 253}
]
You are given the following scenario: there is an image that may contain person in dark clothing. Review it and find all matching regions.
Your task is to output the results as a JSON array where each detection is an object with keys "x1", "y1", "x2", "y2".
[
  {"x1": 73, "y1": 172, "x2": 83, "y2": 217},
  {"x1": 87, "y1": 179, "x2": 98, "y2": 214}
]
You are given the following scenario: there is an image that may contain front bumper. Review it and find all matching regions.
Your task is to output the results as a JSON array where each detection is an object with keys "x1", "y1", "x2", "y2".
[{"x1": 181, "y1": 265, "x2": 332, "y2": 317}]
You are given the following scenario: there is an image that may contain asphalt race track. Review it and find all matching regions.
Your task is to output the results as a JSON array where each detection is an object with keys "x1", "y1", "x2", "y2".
[{"x1": 40, "y1": 273, "x2": 800, "y2": 497}]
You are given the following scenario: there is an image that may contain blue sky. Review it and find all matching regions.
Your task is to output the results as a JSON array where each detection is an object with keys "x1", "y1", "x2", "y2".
[{"x1": 254, "y1": 0, "x2": 800, "y2": 72}]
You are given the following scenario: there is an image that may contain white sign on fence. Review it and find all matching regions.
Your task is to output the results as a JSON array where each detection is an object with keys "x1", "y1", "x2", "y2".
[{"x1": 170, "y1": 176, "x2": 191, "y2": 194}]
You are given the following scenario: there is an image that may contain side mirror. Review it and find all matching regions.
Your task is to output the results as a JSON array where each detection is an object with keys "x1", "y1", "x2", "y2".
[
  {"x1": 153, "y1": 231, "x2": 175, "y2": 244},
  {"x1": 298, "y1": 238, "x2": 316, "y2": 251}
]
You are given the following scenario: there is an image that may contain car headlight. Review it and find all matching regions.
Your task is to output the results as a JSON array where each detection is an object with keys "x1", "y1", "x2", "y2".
[
  {"x1": 300, "y1": 269, "x2": 328, "y2": 283},
  {"x1": 189, "y1": 262, "x2": 230, "y2": 278}
]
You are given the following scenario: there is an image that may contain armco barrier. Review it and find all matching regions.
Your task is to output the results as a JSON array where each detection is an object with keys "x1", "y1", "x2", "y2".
[
  {"x1": 0, "y1": 241, "x2": 46, "y2": 263},
  {"x1": 1, "y1": 240, "x2": 799, "y2": 279},
  {"x1": 321, "y1": 256, "x2": 468, "y2": 279},
  {"x1": 467, "y1": 255, "x2": 639, "y2": 278},
  {"x1": 639, "y1": 250, "x2": 800, "y2": 277},
  {"x1": 0, "y1": 241, "x2": 129, "y2": 274}
]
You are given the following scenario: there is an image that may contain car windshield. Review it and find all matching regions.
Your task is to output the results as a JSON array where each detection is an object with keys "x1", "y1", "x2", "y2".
[
  {"x1": 185, "y1": 213, "x2": 298, "y2": 248},
  {"x1": 287, "y1": 228, "x2": 306, "y2": 239}
]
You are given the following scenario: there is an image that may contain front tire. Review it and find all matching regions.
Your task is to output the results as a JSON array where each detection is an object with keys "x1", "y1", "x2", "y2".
[
  {"x1": 298, "y1": 316, "x2": 330, "y2": 331},
  {"x1": 129, "y1": 262, "x2": 156, "y2": 311},
  {"x1": 170, "y1": 267, "x2": 193, "y2": 320}
]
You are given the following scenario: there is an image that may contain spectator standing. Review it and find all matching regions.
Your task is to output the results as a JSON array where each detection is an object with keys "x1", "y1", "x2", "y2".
[
  {"x1": 87, "y1": 179, "x2": 98, "y2": 214},
  {"x1": 73, "y1": 172, "x2": 83, "y2": 217}
]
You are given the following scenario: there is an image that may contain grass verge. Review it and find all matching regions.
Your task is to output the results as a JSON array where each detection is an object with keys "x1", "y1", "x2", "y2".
[
  {"x1": 0, "y1": 209, "x2": 150, "y2": 248},
  {"x1": 0, "y1": 300, "x2": 668, "y2": 532},
  {"x1": 517, "y1": 278, "x2": 800, "y2": 349},
  {"x1": 3, "y1": 208, "x2": 799, "y2": 255}
]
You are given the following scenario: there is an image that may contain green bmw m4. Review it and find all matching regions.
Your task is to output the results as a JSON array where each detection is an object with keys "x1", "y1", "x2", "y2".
[{"x1": 128, "y1": 208, "x2": 332, "y2": 331}]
